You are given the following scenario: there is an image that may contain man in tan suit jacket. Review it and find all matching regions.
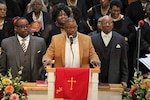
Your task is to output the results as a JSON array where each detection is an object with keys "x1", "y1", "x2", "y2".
[{"x1": 43, "y1": 17, "x2": 100, "y2": 68}]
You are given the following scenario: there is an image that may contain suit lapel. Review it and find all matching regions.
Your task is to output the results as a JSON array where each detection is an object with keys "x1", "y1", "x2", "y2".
[
  {"x1": 14, "y1": 37, "x2": 21, "y2": 69},
  {"x1": 110, "y1": 32, "x2": 117, "y2": 54},
  {"x1": 30, "y1": 36, "x2": 35, "y2": 70},
  {"x1": 61, "y1": 33, "x2": 66, "y2": 67},
  {"x1": 98, "y1": 34, "x2": 105, "y2": 57},
  {"x1": 78, "y1": 33, "x2": 83, "y2": 66}
]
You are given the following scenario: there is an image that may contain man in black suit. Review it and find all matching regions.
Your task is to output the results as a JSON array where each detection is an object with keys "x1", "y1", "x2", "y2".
[
  {"x1": 0, "y1": 17, "x2": 47, "y2": 82},
  {"x1": 91, "y1": 15, "x2": 128, "y2": 86}
]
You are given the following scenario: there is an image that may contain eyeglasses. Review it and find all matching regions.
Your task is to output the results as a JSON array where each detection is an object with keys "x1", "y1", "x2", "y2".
[
  {"x1": 32, "y1": 3, "x2": 42, "y2": 6},
  {"x1": 0, "y1": 8, "x2": 6, "y2": 12},
  {"x1": 16, "y1": 24, "x2": 30, "y2": 28},
  {"x1": 111, "y1": 10, "x2": 121, "y2": 13},
  {"x1": 65, "y1": 26, "x2": 78, "y2": 30},
  {"x1": 101, "y1": 22, "x2": 113, "y2": 25}
]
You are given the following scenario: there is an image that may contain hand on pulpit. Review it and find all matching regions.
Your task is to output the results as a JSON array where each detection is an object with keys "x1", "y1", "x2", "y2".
[
  {"x1": 90, "y1": 60, "x2": 101, "y2": 68},
  {"x1": 42, "y1": 59, "x2": 52, "y2": 68},
  {"x1": 121, "y1": 82, "x2": 127, "y2": 87}
]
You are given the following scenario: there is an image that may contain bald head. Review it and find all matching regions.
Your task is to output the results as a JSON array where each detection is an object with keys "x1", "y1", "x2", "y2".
[
  {"x1": 100, "y1": 15, "x2": 113, "y2": 22},
  {"x1": 98, "y1": 15, "x2": 113, "y2": 34}
]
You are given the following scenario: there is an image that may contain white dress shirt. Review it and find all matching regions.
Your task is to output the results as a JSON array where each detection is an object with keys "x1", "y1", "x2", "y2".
[
  {"x1": 101, "y1": 31, "x2": 112, "y2": 47},
  {"x1": 65, "y1": 34, "x2": 80, "y2": 68}
]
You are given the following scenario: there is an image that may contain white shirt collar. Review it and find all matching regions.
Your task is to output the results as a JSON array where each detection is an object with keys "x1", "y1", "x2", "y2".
[
  {"x1": 66, "y1": 33, "x2": 78, "y2": 44},
  {"x1": 144, "y1": 18, "x2": 150, "y2": 26},
  {"x1": 101, "y1": 31, "x2": 112, "y2": 38},
  {"x1": 110, "y1": 14, "x2": 124, "y2": 22},
  {"x1": 17, "y1": 35, "x2": 30, "y2": 43}
]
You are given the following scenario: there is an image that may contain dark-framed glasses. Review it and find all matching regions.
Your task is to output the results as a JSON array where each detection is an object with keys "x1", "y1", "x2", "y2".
[
  {"x1": 16, "y1": 24, "x2": 30, "y2": 28},
  {"x1": 102, "y1": 22, "x2": 113, "y2": 25},
  {"x1": 32, "y1": 3, "x2": 42, "y2": 6}
]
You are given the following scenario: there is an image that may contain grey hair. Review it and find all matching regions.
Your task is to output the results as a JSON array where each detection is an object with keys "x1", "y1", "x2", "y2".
[{"x1": 26, "y1": 0, "x2": 47, "y2": 13}]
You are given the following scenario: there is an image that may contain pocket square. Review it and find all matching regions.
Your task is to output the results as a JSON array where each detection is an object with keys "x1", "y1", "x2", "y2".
[
  {"x1": 116, "y1": 44, "x2": 121, "y2": 48},
  {"x1": 37, "y1": 50, "x2": 41, "y2": 53}
]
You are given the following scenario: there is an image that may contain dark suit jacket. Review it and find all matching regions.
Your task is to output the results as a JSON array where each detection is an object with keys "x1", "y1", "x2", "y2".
[
  {"x1": 125, "y1": 0, "x2": 147, "y2": 26},
  {"x1": 0, "y1": 35, "x2": 47, "y2": 81},
  {"x1": 91, "y1": 31, "x2": 128, "y2": 83},
  {"x1": 0, "y1": 17, "x2": 14, "y2": 47}
]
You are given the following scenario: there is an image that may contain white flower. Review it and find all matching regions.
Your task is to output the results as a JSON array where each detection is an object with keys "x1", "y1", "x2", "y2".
[{"x1": 18, "y1": 71, "x2": 22, "y2": 75}]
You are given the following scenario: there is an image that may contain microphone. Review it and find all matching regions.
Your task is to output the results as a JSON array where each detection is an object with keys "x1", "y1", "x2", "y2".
[
  {"x1": 69, "y1": 35, "x2": 74, "y2": 66},
  {"x1": 69, "y1": 35, "x2": 73, "y2": 45},
  {"x1": 138, "y1": 20, "x2": 144, "y2": 28},
  {"x1": 136, "y1": 20, "x2": 144, "y2": 73}
]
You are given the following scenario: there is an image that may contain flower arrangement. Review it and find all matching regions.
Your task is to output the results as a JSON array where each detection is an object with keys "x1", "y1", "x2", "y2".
[
  {"x1": 0, "y1": 66, "x2": 28, "y2": 100},
  {"x1": 123, "y1": 69, "x2": 150, "y2": 100}
]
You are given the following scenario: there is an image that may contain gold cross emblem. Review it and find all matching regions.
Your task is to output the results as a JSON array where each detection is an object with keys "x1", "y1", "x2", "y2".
[
  {"x1": 56, "y1": 87, "x2": 63, "y2": 94},
  {"x1": 67, "y1": 77, "x2": 76, "y2": 90}
]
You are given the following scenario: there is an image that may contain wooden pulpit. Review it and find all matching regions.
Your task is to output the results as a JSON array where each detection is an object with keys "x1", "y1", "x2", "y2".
[{"x1": 46, "y1": 68, "x2": 100, "y2": 100}]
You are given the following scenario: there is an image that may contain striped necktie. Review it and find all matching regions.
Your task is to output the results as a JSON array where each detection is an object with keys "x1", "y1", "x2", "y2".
[{"x1": 21, "y1": 38, "x2": 26, "y2": 52}]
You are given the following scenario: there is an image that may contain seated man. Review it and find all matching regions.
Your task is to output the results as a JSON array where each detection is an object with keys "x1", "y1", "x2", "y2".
[{"x1": 43, "y1": 17, "x2": 100, "y2": 68}]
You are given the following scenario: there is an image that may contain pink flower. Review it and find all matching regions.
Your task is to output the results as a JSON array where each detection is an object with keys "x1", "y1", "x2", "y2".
[
  {"x1": 10, "y1": 93, "x2": 19, "y2": 100},
  {"x1": 19, "y1": 87, "x2": 28, "y2": 96},
  {"x1": 128, "y1": 85, "x2": 136, "y2": 96},
  {"x1": 0, "y1": 90, "x2": 3, "y2": 99},
  {"x1": 146, "y1": 92, "x2": 150, "y2": 99},
  {"x1": 4, "y1": 85, "x2": 14, "y2": 94}
]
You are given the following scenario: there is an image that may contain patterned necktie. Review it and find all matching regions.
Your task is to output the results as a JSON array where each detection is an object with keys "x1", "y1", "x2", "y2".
[{"x1": 21, "y1": 38, "x2": 26, "y2": 52}]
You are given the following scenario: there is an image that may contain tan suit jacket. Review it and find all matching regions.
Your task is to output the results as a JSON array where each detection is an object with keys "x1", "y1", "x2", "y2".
[{"x1": 43, "y1": 32, "x2": 100, "y2": 68}]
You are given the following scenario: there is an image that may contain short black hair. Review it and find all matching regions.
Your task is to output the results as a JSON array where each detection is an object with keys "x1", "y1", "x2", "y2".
[
  {"x1": 110, "y1": 0, "x2": 122, "y2": 9},
  {"x1": 69, "y1": 5, "x2": 82, "y2": 24},
  {"x1": 14, "y1": 17, "x2": 28, "y2": 26},
  {"x1": 52, "y1": 3, "x2": 70, "y2": 22}
]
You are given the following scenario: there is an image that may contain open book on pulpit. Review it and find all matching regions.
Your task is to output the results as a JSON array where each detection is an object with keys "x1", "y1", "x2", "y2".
[
  {"x1": 139, "y1": 54, "x2": 150, "y2": 70},
  {"x1": 36, "y1": 80, "x2": 48, "y2": 86}
]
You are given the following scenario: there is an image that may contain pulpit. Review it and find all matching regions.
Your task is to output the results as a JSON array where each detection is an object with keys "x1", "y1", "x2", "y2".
[
  {"x1": 22, "y1": 68, "x2": 123, "y2": 100},
  {"x1": 46, "y1": 68, "x2": 100, "y2": 100},
  {"x1": 23, "y1": 82, "x2": 123, "y2": 100}
]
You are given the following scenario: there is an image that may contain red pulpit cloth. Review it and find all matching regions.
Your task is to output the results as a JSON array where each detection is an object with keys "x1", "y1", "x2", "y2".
[{"x1": 54, "y1": 68, "x2": 90, "y2": 100}]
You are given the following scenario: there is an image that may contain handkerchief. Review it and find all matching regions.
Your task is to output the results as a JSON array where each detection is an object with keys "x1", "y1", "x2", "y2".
[{"x1": 116, "y1": 44, "x2": 121, "y2": 48}]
